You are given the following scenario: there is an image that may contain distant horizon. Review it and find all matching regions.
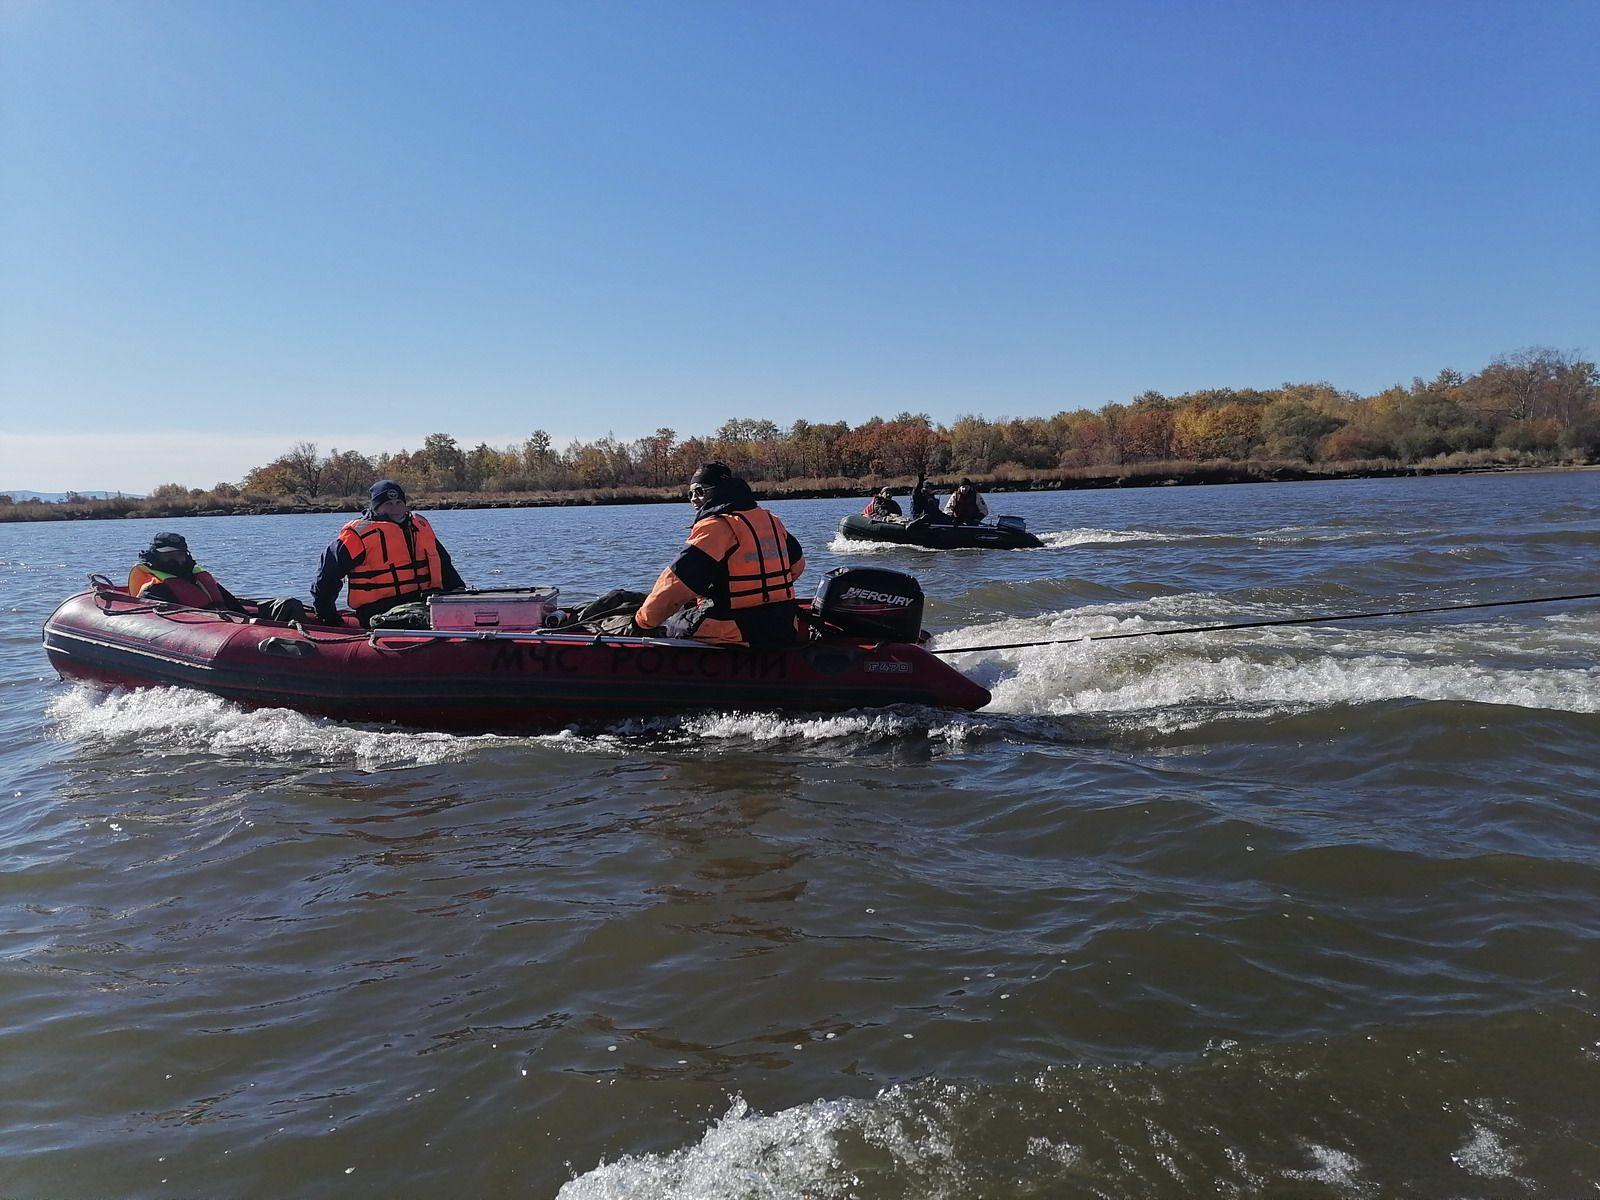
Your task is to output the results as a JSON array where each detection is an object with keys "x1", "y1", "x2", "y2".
[
  {"x1": 0, "y1": 490, "x2": 145, "y2": 501},
  {"x1": 4, "y1": 2, "x2": 1595, "y2": 492}
]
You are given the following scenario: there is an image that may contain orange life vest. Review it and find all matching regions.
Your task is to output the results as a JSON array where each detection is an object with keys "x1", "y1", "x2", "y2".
[
  {"x1": 128, "y1": 563, "x2": 230, "y2": 608},
  {"x1": 336, "y1": 513, "x2": 444, "y2": 611},
  {"x1": 707, "y1": 508, "x2": 798, "y2": 616}
]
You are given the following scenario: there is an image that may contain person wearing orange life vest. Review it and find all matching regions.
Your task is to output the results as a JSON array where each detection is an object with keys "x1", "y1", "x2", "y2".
[
  {"x1": 624, "y1": 462, "x2": 805, "y2": 647},
  {"x1": 312, "y1": 480, "x2": 465, "y2": 626},
  {"x1": 128, "y1": 532, "x2": 249, "y2": 612}
]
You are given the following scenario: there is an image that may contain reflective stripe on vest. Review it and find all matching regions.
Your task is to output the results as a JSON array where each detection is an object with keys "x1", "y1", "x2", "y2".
[
  {"x1": 715, "y1": 509, "x2": 796, "y2": 611},
  {"x1": 337, "y1": 514, "x2": 443, "y2": 610},
  {"x1": 130, "y1": 564, "x2": 228, "y2": 608}
]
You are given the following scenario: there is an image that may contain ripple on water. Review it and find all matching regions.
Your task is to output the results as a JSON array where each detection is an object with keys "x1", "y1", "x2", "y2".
[{"x1": 5, "y1": 477, "x2": 1600, "y2": 1198}]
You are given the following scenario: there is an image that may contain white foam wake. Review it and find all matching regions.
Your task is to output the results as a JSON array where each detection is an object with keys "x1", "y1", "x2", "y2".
[
  {"x1": 830, "y1": 525, "x2": 1206, "y2": 554},
  {"x1": 826, "y1": 533, "x2": 943, "y2": 554},
  {"x1": 555, "y1": 1042, "x2": 1552, "y2": 1197},
  {"x1": 558, "y1": 1096, "x2": 855, "y2": 1199},
  {"x1": 46, "y1": 685, "x2": 487, "y2": 768},
  {"x1": 46, "y1": 597, "x2": 1597, "y2": 764},
  {"x1": 936, "y1": 601, "x2": 1600, "y2": 722},
  {"x1": 1038, "y1": 527, "x2": 1191, "y2": 548},
  {"x1": 42, "y1": 683, "x2": 987, "y2": 764},
  {"x1": 1039, "y1": 525, "x2": 1393, "y2": 549},
  {"x1": 668, "y1": 709, "x2": 985, "y2": 745}
]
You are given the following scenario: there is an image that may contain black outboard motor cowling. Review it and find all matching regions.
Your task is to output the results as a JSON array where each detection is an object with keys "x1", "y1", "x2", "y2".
[{"x1": 812, "y1": 567, "x2": 925, "y2": 642}]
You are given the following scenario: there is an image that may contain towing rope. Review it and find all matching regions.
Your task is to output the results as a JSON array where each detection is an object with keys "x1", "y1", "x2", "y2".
[
  {"x1": 81, "y1": 578, "x2": 1600, "y2": 658},
  {"x1": 929, "y1": 590, "x2": 1600, "y2": 656}
]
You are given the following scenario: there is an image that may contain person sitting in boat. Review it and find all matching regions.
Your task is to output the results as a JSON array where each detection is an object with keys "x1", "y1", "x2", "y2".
[
  {"x1": 862, "y1": 487, "x2": 903, "y2": 520},
  {"x1": 129, "y1": 533, "x2": 309, "y2": 622},
  {"x1": 624, "y1": 462, "x2": 805, "y2": 648},
  {"x1": 944, "y1": 478, "x2": 989, "y2": 525},
  {"x1": 908, "y1": 477, "x2": 944, "y2": 523},
  {"x1": 128, "y1": 532, "x2": 249, "y2": 613},
  {"x1": 312, "y1": 479, "x2": 465, "y2": 627}
]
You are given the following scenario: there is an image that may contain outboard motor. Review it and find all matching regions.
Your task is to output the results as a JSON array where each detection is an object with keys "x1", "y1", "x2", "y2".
[
  {"x1": 812, "y1": 567, "x2": 925, "y2": 643},
  {"x1": 996, "y1": 515, "x2": 1027, "y2": 532}
]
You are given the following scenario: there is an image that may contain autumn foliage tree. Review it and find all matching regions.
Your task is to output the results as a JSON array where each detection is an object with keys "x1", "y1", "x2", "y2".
[{"x1": 217, "y1": 346, "x2": 1596, "y2": 499}]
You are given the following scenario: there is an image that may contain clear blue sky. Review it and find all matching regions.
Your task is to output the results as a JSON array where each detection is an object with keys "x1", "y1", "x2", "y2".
[{"x1": 2, "y1": 0, "x2": 1595, "y2": 492}]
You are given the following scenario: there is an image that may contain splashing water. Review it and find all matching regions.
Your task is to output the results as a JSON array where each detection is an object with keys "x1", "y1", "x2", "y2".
[
  {"x1": 826, "y1": 533, "x2": 945, "y2": 554},
  {"x1": 558, "y1": 1011, "x2": 1590, "y2": 1199},
  {"x1": 935, "y1": 598, "x2": 1600, "y2": 723},
  {"x1": 43, "y1": 582, "x2": 1600, "y2": 770},
  {"x1": 46, "y1": 685, "x2": 485, "y2": 768},
  {"x1": 1038, "y1": 527, "x2": 1194, "y2": 549},
  {"x1": 558, "y1": 1096, "x2": 856, "y2": 1200}
]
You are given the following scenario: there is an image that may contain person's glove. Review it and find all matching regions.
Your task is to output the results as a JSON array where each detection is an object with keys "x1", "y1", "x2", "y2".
[
  {"x1": 620, "y1": 618, "x2": 661, "y2": 638},
  {"x1": 315, "y1": 607, "x2": 342, "y2": 627}
]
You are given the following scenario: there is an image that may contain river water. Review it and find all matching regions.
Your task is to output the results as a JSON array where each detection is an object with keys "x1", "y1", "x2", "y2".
[{"x1": 1, "y1": 471, "x2": 1597, "y2": 1198}]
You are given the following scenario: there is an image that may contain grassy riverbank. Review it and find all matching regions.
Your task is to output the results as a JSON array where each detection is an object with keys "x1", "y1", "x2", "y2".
[{"x1": 2, "y1": 451, "x2": 1592, "y2": 523}]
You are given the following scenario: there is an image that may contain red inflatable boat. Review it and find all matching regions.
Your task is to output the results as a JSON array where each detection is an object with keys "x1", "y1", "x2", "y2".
[{"x1": 42, "y1": 573, "x2": 990, "y2": 732}]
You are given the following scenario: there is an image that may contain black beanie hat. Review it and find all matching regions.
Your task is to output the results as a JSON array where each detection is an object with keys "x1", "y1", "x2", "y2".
[
  {"x1": 368, "y1": 479, "x2": 407, "y2": 506},
  {"x1": 689, "y1": 462, "x2": 733, "y2": 489}
]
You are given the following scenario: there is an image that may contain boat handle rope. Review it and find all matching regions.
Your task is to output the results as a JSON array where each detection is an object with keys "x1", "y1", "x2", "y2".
[
  {"x1": 86, "y1": 575, "x2": 643, "y2": 645},
  {"x1": 928, "y1": 590, "x2": 1600, "y2": 656},
  {"x1": 88, "y1": 575, "x2": 352, "y2": 638},
  {"x1": 368, "y1": 633, "x2": 442, "y2": 653},
  {"x1": 93, "y1": 586, "x2": 252, "y2": 624}
]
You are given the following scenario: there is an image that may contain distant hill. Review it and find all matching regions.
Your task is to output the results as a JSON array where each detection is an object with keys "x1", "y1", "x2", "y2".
[{"x1": 0, "y1": 490, "x2": 144, "y2": 502}]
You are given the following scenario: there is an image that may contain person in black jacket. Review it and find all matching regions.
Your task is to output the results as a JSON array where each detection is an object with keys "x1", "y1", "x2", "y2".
[{"x1": 909, "y1": 477, "x2": 945, "y2": 523}]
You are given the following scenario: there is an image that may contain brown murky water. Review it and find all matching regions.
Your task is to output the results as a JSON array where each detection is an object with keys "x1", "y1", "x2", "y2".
[{"x1": 3, "y1": 471, "x2": 1597, "y2": 1197}]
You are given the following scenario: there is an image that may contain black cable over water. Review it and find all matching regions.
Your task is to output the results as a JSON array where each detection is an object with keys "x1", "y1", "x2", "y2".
[{"x1": 928, "y1": 591, "x2": 1600, "y2": 657}]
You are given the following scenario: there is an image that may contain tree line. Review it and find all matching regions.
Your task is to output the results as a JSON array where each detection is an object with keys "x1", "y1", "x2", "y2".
[
  {"x1": 3, "y1": 346, "x2": 1595, "y2": 516},
  {"x1": 227, "y1": 346, "x2": 1598, "y2": 499}
]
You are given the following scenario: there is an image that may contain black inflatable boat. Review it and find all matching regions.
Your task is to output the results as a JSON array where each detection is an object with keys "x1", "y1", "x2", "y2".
[{"x1": 838, "y1": 513, "x2": 1044, "y2": 550}]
